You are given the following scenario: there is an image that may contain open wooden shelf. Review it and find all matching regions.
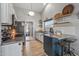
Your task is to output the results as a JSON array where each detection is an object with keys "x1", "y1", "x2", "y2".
[{"x1": 54, "y1": 13, "x2": 72, "y2": 20}]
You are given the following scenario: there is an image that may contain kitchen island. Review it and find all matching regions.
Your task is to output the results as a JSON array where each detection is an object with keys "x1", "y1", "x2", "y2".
[{"x1": 44, "y1": 34, "x2": 76, "y2": 56}]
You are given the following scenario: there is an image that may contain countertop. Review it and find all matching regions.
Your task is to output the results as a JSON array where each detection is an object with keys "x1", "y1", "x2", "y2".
[
  {"x1": 1, "y1": 36, "x2": 24, "y2": 46},
  {"x1": 44, "y1": 34, "x2": 76, "y2": 40}
]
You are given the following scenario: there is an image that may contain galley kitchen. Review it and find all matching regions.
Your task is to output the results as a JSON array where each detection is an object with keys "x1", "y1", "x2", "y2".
[{"x1": 0, "y1": 3, "x2": 79, "y2": 56}]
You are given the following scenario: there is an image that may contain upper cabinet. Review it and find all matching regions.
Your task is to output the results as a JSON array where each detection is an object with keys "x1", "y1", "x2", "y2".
[
  {"x1": 0, "y1": 4, "x2": 1, "y2": 45},
  {"x1": 0, "y1": 4, "x2": 1, "y2": 19},
  {"x1": 1, "y1": 3, "x2": 17, "y2": 25}
]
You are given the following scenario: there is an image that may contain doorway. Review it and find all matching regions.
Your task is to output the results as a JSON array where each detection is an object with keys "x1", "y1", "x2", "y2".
[{"x1": 24, "y1": 22, "x2": 33, "y2": 37}]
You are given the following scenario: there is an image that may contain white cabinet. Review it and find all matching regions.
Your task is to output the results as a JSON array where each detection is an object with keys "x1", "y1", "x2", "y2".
[
  {"x1": 0, "y1": 4, "x2": 1, "y2": 56},
  {"x1": 2, "y1": 42, "x2": 23, "y2": 56},
  {"x1": 40, "y1": 34, "x2": 43, "y2": 43},
  {"x1": 36, "y1": 32, "x2": 44, "y2": 43},
  {"x1": 1, "y1": 3, "x2": 16, "y2": 25},
  {"x1": 0, "y1": 4, "x2": 1, "y2": 20},
  {"x1": 0, "y1": 47, "x2": 2, "y2": 56},
  {"x1": 0, "y1": 3, "x2": 1, "y2": 45}
]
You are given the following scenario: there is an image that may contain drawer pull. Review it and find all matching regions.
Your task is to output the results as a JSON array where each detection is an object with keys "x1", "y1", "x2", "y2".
[{"x1": 19, "y1": 43, "x2": 21, "y2": 45}]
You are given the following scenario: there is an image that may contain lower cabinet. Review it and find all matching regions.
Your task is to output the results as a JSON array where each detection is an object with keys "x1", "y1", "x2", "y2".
[
  {"x1": 2, "y1": 42, "x2": 23, "y2": 56},
  {"x1": 0, "y1": 46, "x2": 2, "y2": 56},
  {"x1": 44, "y1": 36, "x2": 63, "y2": 56},
  {"x1": 36, "y1": 32, "x2": 44, "y2": 43},
  {"x1": 44, "y1": 36, "x2": 53, "y2": 56}
]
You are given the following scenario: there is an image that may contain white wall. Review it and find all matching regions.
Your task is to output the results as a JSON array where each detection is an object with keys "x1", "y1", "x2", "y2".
[
  {"x1": 0, "y1": 3, "x2": 2, "y2": 56},
  {"x1": 14, "y1": 7, "x2": 41, "y2": 37},
  {"x1": 42, "y1": 3, "x2": 68, "y2": 20},
  {"x1": 0, "y1": 3, "x2": 1, "y2": 45},
  {"x1": 42, "y1": 3, "x2": 79, "y2": 55},
  {"x1": 42, "y1": 3, "x2": 79, "y2": 20}
]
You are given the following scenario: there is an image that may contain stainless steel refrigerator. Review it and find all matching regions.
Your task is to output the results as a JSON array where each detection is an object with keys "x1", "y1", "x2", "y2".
[{"x1": 24, "y1": 22, "x2": 33, "y2": 41}]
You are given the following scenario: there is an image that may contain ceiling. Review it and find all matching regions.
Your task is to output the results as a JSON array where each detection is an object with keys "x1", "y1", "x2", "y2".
[{"x1": 13, "y1": 3, "x2": 46, "y2": 13}]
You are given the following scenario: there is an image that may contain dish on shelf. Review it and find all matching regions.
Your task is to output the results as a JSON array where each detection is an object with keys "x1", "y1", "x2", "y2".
[{"x1": 62, "y1": 4, "x2": 74, "y2": 15}]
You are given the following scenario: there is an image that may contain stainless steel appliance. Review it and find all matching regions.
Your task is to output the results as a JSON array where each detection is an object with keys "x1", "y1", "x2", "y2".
[
  {"x1": 24, "y1": 22, "x2": 33, "y2": 37},
  {"x1": 1, "y1": 28, "x2": 11, "y2": 41}
]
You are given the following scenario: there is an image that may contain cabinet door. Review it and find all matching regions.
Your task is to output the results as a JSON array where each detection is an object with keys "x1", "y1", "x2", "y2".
[
  {"x1": 39, "y1": 33, "x2": 43, "y2": 43},
  {"x1": 0, "y1": 3, "x2": 1, "y2": 45},
  {"x1": 10, "y1": 42, "x2": 22, "y2": 56},
  {"x1": 1, "y1": 3, "x2": 9, "y2": 24},
  {"x1": 0, "y1": 4, "x2": 1, "y2": 56},
  {"x1": 8, "y1": 3, "x2": 13, "y2": 24},
  {"x1": 44, "y1": 36, "x2": 53, "y2": 56},
  {"x1": 52, "y1": 38, "x2": 63, "y2": 56},
  {"x1": 36, "y1": 33, "x2": 43, "y2": 43},
  {"x1": 8, "y1": 3, "x2": 16, "y2": 24},
  {"x1": 36, "y1": 33, "x2": 39, "y2": 40},
  {"x1": 8, "y1": 3, "x2": 17, "y2": 23},
  {"x1": 0, "y1": 47, "x2": 2, "y2": 56},
  {"x1": 1, "y1": 3, "x2": 16, "y2": 25},
  {"x1": 0, "y1": 3, "x2": 1, "y2": 18},
  {"x1": 2, "y1": 42, "x2": 22, "y2": 56}
]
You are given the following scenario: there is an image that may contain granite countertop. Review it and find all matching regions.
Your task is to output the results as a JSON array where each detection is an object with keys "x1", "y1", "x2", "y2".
[
  {"x1": 1, "y1": 36, "x2": 24, "y2": 46},
  {"x1": 44, "y1": 34, "x2": 76, "y2": 40}
]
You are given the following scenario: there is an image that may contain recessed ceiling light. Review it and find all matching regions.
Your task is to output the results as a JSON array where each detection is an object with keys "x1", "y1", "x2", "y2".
[{"x1": 28, "y1": 11, "x2": 35, "y2": 16}]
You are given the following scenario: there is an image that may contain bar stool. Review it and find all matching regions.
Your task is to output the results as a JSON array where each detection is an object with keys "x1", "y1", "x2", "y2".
[{"x1": 63, "y1": 38, "x2": 77, "y2": 56}]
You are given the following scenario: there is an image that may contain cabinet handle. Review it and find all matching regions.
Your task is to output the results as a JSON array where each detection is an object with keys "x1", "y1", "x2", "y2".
[{"x1": 19, "y1": 43, "x2": 21, "y2": 45}]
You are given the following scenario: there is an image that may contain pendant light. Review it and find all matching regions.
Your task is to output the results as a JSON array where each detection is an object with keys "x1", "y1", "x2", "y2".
[{"x1": 28, "y1": 3, "x2": 35, "y2": 16}]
